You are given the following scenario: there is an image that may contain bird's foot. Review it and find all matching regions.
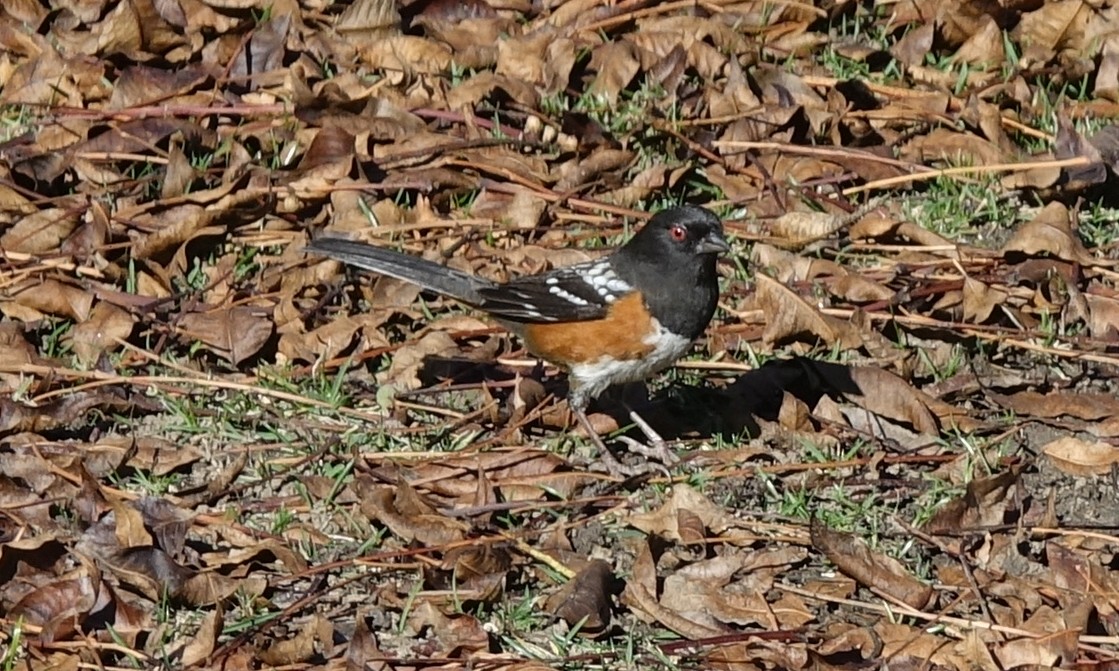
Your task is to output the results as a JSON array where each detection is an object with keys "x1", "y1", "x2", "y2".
[
  {"x1": 572, "y1": 407, "x2": 678, "y2": 478},
  {"x1": 573, "y1": 407, "x2": 656, "y2": 477},
  {"x1": 617, "y1": 410, "x2": 680, "y2": 467},
  {"x1": 594, "y1": 442, "x2": 655, "y2": 478},
  {"x1": 614, "y1": 437, "x2": 677, "y2": 471}
]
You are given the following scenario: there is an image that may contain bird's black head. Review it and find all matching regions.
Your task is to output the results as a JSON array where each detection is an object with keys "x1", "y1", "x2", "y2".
[
  {"x1": 623, "y1": 205, "x2": 729, "y2": 261},
  {"x1": 611, "y1": 205, "x2": 728, "y2": 339}
]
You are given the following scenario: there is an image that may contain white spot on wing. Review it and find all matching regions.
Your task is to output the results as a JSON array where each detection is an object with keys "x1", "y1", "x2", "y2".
[
  {"x1": 547, "y1": 285, "x2": 591, "y2": 306},
  {"x1": 584, "y1": 266, "x2": 631, "y2": 302}
]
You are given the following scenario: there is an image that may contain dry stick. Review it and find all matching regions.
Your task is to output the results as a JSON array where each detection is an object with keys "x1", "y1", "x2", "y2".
[
  {"x1": 73, "y1": 151, "x2": 170, "y2": 164},
  {"x1": 843, "y1": 156, "x2": 1094, "y2": 196},
  {"x1": 777, "y1": 583, "x2": 1119, "y2": 658},
  {"x1": 8, "y1": 365, "x2": 386, "y2": 424},
  {"x1": 574, "y1": 0, "x2": 691, "y2": 33},
  {"x1": 378, "y1": 137, "x2": 539, "y2": 170},
  {"x1": 578, "y1": 0, "x2": 825, "y2": 34},
  {"x1": 651, "y1": 121, "x2": 785, "y2": 208},
  {"x1": 0, "y1": 255, "x2": 109, "y2": 283},
  {"x1": 32, "y1": 102, "x2": 287, "y2": 121},
  {"x1": 1001, "y1": 116, "x2": 1052, "y2": 141},
  {"x1": 803, "y1": 305, "x2": 1119, "y2": 369},
  {"x1": 712, "y1": 143, "x2": 1092, "y2": 196},
  {"x1": 714, "y1": 139, "x2": 929, "y2": 174}
]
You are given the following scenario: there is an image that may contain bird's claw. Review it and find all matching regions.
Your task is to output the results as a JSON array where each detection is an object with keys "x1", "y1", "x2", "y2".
[
  {"x1": 615, "y1": 435, "x2": 679, "y2": 468},
  {"x1": 574, "y1": 406, "x2": 678, "y2": 478}
]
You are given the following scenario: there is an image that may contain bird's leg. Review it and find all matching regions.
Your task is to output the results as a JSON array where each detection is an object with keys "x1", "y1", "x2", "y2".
[{"x1": 571, "y1": 406, "x2": 644, "y2": 477}]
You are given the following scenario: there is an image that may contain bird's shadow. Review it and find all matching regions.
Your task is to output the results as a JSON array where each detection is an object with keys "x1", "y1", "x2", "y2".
[{"x1": 415, "y1": 356, "x2": 865, "y2": 444}]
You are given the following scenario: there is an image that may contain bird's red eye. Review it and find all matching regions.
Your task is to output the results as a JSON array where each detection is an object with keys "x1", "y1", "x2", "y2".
[{"x1": 669, "y1": 224, "x2": 687, "y2": 242}]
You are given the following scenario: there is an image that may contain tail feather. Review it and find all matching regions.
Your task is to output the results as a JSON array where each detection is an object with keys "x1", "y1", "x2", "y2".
[{"x1": 305, "y1": 238, "x2": 489, "y2": 305}]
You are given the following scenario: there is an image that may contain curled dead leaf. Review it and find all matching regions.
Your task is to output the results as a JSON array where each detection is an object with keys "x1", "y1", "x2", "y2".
[
  {"x1": 177, "y1": 306, "x2": 274, "y2": 366},
  {"x1": 769, "y1": 210, "x2": 845, "y2": 247},
  {"x1": 1042, "y1": 436, "x2": 1119, "y2": 476},
  {"x1": 924, "y1": 468, "x2": 1019, "y2": 535},
  {"x1": 359, "y1": 483, "x2": 469, "y2": 547},
  {"x1": 544, "y1": 559, "x2": 613, "y2": 636},
  {"x1": 811, "y1": 518, "x2": 932, "y2": 609},
  {"x1": 754, "y1": 274, "x2": 864, "y2": 349},
  {"x1": 1001, "y1": 202, "x2": 1096, "y2": 266},
  {"x1": 68, "y1": 301, "x2": 135, "y2": 366}
]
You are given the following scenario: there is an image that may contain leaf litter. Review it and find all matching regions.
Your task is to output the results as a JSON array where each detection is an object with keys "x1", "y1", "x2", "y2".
[{"x1": 3, "y1": 0, "x2": 1119, "y2": 669}]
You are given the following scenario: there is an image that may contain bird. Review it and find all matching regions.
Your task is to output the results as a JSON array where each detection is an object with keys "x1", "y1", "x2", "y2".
[{"x1": 305, "y1": 205, "x2": 728, "y2": 475}]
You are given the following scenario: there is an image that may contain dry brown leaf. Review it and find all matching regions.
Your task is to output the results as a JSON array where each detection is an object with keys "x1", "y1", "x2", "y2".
[
  {"x1": 337, "y1": 0, "x2": 399, "y2": 40},
  {"x1": 1012, "y1": 0, "x2": 1088, "y2": 55},
  {"x1": 0, "y1": 323, "x2": 43, "y2": 393},
  {"x1": 87, "y1": 436, "x2": 202, "y2": 476},
  {"x1": 990, "y1": 389, "x2": 1119, "y2": 421},
  {"x1": 835, "y1": 365, "x2": 939, "y2": 435},
  {"x1": 811, "y1": 519, "x2": 933, "y2": 609},
  {"x1": 179, "y1": 602, "x2": 223, "y2": 667},
  {"x1": 769, "y1": 210, "x2": 846, "y2": 247},
  {"x1": 179, "y1": 571, "x2": 265, "y2": 607},
  {"x1": 554, "y1": 148, "x2": 635, "y2": 191},
  {"x1": 0, "y1": 391, "x2": 141, "y2": 433},
  {"x1": 586, "y1": 41, "x2": 639, "y2": 105},
  {"x1": 403, "y1": 602, "x2": 489, "y2": 656},
  {"x1": 665, "y1": 556, "x2": 777, "y2": 629},
  {"x1": 4, "y1": 277, "x2": 93, "y2": 322},
  {"x1": 754, "y1": 274, "x2": 864, "y2": 349},
  {"x1": 544, "y1": 559, "x2": 613, "y2": 636},
  {"x1": 1046, "y1": 542, "x2": 1119, "y2": 626},
  {"x1": 177, "y1": 306, "x2": 274, "y2": 366},
  {"x1": 1086, "y1": 292, "x2": 1119, "y2": 340},
  {"x1": 924, "y1": 468, "x2": 1019, "y2": 535},
  {"x1": 961, "y1": 275, "x2": 1009, "y2": 324},
  {"x1": 778, "y1": 391, "x2": 812, "y2": 431},
  {"x1": 620, "y1": 538, "x2": 724, "y2": 639},
  {"x1": 1042, "y1": 436, "x2": 1119, "y2": 476},
  {"x1": 9, "y1": 573, "x2": 100, "y2": 642},
  {"x1": 876, "y1": 621, "x2": 975, "y2": 669},
  {"x1": 625, "y1": 484, "x2": 734, "y2": 540},
  {"x1": 1, "y1": 207, "x2": 81, "y2": 253},
  {"x1": 440, "y1": 543, "x2": 510, "y2": 602},
  {"x1": 891, "y1": 21, "x2": 934, "y2": 66},
  {"x1": 258, "y1": 614, "x2": 334, "y2": 666},
  {"x1": 954, "y1": 15, "x2": 1005, "y2": 66},
  {"x1": 359, "y1": 35, "x2": 452, "y2": 75},
  {"x1": 112, "y1": 500, "x2": 153, "y2": 550},
  {"x1": 358, "y1": 481, "x2": 469, "y2": 546},
  {"x1": 899, "y1": 127, "x2": 1008, "y2": 165},
  {"x1": 68, "y1": 301, "x2": 135, "y2": 365},
  {"x1": 346, "y1": 609, "x2": 390, "y2": 671},
  {"x1": 1001, "y1": 201, "x2": 1096, "y2": 266}
]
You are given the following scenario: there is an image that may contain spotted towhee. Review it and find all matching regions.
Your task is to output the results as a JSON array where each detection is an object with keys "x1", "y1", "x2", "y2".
[{"x1": 306, "y1": 205, "x2": 728, "y2": 475}]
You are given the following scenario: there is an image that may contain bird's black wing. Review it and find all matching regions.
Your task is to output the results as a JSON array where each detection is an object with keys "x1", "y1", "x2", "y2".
[{"x1": 474, "y1": 259, "x2": 633, "y2": 323}]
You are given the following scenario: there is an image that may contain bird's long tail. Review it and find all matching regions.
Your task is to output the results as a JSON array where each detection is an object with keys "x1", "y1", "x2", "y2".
[{"x1": 305, "y1": 238, "x2": 490, "y2": 305}]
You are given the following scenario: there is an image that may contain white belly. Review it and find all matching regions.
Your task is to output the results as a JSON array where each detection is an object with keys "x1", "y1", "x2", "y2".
[{"x1": 568, "y1": 319, "x2": 693, "y2": 405}]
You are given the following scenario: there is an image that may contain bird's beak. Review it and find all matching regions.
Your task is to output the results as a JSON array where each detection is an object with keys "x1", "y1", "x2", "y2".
[{"x1": 696, "y1": 230, "x2": 730, "y2": 255}]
